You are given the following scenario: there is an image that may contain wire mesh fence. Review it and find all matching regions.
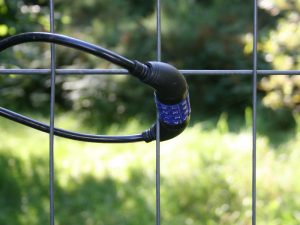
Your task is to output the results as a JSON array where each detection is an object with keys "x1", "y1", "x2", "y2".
[{"x1": 0, "y1": 1, "x2": 300, "y2": 225}]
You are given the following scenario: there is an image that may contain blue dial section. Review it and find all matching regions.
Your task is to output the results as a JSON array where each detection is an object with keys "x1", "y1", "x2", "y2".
[{"x1": 155, "y1": 94, "x2": 191, "y2": 125}]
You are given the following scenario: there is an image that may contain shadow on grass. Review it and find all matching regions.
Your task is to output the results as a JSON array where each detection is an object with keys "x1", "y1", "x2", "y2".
[
  {"x1": 0, "y1": 153, "x2": 49, "y2": 224},
  {"x1": 56, "y1": 171, "x2": 155, "y2": 225},
  {"x1": 0, "y1": 151, "x2": 249, "y2": 225},
  {"x1": 0, "y1": 153, "x2": 156, "y2": 225}
]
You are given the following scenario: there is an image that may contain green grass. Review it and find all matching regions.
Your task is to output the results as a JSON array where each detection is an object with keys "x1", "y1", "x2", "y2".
[{"x1": 0, "y1": 114, "x2": 300, "y2": 225}]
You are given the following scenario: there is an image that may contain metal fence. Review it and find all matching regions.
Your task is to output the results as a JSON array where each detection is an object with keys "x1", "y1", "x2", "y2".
[{"x1": 0, "y1": 0, "x2": 299, "y2": 225}]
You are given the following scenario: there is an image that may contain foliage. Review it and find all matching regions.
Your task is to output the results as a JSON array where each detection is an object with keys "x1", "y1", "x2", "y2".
[
  {"x1": 260, "y1": 75, "x2": 300, "y2": 112},
  {"x1": 0, "y1": 0, "x2": 62, "y2": 112},
  {"x1": 1, "y1": 114, "x2": 300, "y2": 224},
  {"x1": 0, "y1": 0, "x2": 292, "y2": 127},
  {"x1": 259, "y1": 0, "x2": 300, "y2": 113}
]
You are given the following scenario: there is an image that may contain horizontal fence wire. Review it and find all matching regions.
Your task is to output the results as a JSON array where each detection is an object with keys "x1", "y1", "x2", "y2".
[{"x1": 1, "y1": 69, "x2": 300, "y2": 75}]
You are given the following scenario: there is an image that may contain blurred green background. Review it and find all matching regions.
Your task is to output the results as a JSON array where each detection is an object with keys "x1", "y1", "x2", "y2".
[{"x1": 0, "y1": 0, "x2": 300, "y2": 224}]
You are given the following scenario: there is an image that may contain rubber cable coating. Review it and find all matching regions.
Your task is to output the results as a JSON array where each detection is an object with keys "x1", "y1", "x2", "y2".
[{"x1": 0, "y1": 32, "x2": 191, "y2": 143}]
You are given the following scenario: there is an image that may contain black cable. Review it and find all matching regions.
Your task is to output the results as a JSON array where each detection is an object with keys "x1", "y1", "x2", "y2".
[
  {"x1": 0, "y1": 32, "x2": 191, "y2": 143},
  {"x1": 0, "y1": 32, "x2": 135, "y2": 70},
  {"x1": 0, "y1": 32, "x2": 144, "y2": 143},
  {"x1": 0, "y1": 107, "x2": 144, "y2": 143}
]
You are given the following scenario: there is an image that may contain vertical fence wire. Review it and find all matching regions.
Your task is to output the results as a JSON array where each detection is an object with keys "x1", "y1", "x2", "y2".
[
  {"x1": 156, "y1": 0, "x2": 161, "y2": 62},
  {"x1": 156, "y1": 1, "x2": 161, "y2": 225},
  {"x1": 252, "y1": 0, "x2": 258, "y2": 224},
  {"x1": 49, "y1": 0, "x2": 56, "y2": 224}
]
